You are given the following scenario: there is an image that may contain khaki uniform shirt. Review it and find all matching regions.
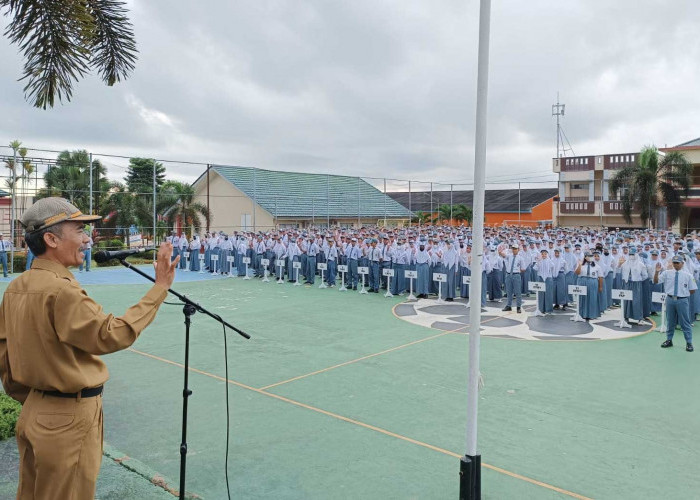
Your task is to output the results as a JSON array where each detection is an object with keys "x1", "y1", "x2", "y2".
[{"x1": 0, "y1": 258, "x2": 167, "y2": 403}]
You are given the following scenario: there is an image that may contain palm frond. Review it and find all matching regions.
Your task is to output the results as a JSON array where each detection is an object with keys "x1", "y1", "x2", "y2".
[
  {"x1": 3, "y1": 0, "x2": 136, "y2": 108},
  {"x1": 4, "y1": 0, "x2": 92, "y2": 108},
  {"x1": 85, "y1": 0, "x2": 137, "y2": 85}
]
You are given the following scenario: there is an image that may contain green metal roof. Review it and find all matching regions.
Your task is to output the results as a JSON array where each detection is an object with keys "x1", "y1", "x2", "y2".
[
  {"x1": 675, "y1": 137, "x2": 700, "y2": 148},
  {"x1": 211, "y1": 165, "x2": 412, "y2": 218}
]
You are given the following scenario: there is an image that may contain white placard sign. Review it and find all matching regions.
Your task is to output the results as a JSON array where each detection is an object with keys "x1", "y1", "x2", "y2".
[
  {"x1": 568, "y1": 285, "x2": 587, "y2": 296},
  {"x1": 184, "y1": 252, "x2": 191, "y2": 259},
  {"x1": 358, "y1": 266, "x2": 369, "y2": 275},
  {"x1": 433, "y1": 273, "x2": 447, "y2": 283},
  {"x1": 317, "y1": 262, "x2": 328, "y2": 271},
  {"x1": 227, "y1": 256, "x2": 235, "y2": 263},
  {"x1": 261, "y1": 258, "x2": 270, "y2": 266},
  {"x1": 211, "y1": 255, "x2": 219, "y2": 261},
  {"x1": 275, "y1": 259, "x2": 285, "y2": 267},
  {"x1": 199, "y1": 254, "x2": 205, "y2": 261},
  {"x1": 652, "y1": 292, "x2": 667, "y2": 304},
  {"x1": 337, "y1": 265, "x2": 348, "y2": 272},
  {"x1": 293, "y1": 261, "x2": 302, "y2": 269},
  {"x1": 528, "y1": 281, "x2": 545, "y2": 292},
  {"x1": 382, "y1": 268, "x2": 395, "y2": 277},
  {"x1": 405, "y1": 270, "x2": 417, "y2": 279},
  {"x1": 462, "y1": 275, "x2": 471, "y2": 284},
  {"x1": 612, "y1": 289, "x2": 633, "y2": 300},
  {"x1": 242, "y1": 257, "x2": 251, "y2": 264}
]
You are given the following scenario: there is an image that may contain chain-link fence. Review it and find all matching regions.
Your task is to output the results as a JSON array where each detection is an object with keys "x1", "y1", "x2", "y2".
[{"x1": 1, "y1": 143, "x2": 563, "y2": 272}]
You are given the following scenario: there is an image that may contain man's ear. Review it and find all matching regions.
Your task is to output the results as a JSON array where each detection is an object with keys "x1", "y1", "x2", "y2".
[{"x1": 43, "y1": 231, "x2": 59, "y2": 249}]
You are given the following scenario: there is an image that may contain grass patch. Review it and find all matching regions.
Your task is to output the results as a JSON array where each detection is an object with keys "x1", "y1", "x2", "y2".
[{"x1": 0, "y1": 392, "x2": 21, "y2": 440}]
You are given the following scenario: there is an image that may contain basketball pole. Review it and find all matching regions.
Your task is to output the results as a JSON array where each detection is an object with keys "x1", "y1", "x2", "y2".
[{"x1": 460, "y1": 0, "x2": 491, "y2": 498}]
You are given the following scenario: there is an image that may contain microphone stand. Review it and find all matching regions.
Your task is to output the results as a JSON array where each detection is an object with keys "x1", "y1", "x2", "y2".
[{"x1": 117, "y1": 259, "x2": 250, "y2": 500}]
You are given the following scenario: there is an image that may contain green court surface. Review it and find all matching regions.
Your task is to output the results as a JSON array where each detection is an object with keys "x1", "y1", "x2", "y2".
[{"x1": 2, "y1": 276, "x2": 700, "y2": 499}]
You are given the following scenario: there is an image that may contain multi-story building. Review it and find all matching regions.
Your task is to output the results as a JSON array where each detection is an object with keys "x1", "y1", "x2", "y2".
[
  {"x1": 552, "y1": 152, "x2": 646, "y2": 228},
  {"x1": 661, "y1": 137, "x2": 700, "y2": 233}
]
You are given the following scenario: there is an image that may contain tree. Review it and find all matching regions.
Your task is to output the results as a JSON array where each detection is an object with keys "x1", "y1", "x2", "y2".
[
  {"x1": 411, "y1": 211, "x2": 431, "y2": 226},
  {"x1": 436, "y1": 204, "x2": 453, "y2": 224},
  {"x1": 38, "y1": 150, "x2": 110, "y2": 213},
  {"x1": 1, "y1": 0, "x2": 138, "y2": 108},
  {"x1": 609, "y1": 145, "x2": 692, "y2": 228},
  {"x1": 159, "y1": 181, "x2": 210, "y2": 237},
  {"x1": 452, "y1": 204, "x2": 473, "y2": 225},
  {"x1": 125, "y1": 158, "x2": 166, "y2": 195},
  {"x1": 101, "y1": 182, "x2": 138, "y2": 246}
]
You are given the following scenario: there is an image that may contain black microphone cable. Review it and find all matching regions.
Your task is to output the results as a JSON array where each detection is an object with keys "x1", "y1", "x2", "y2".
[{"x1": 162, "y1": 304, "x2": 233, "y2": 500}]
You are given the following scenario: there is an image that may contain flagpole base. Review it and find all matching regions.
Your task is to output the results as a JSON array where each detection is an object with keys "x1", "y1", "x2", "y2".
[{"x1": 459, "y1": 454, "x2": 481, "y2": 500}]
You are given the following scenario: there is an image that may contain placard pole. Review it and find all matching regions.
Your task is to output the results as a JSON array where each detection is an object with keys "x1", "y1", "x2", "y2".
[
  {"x1": 530, "y1": 283, "x2": 545, "y2": 317},
  {"x1": 570, "y1": 287, "x2": 585, "y2": 322},
  {"x1": 407, "y1": 276, "x2": 416, "y2": 301},
  {"x1": 243, "y1": 261, "x2": 251, "y2": 280},
  {"x1": 656, "y1": 297, "x2": 667, "y2": 333},
  {"x1": 319, "y1": 267, "x2": 327, "y2": 289},
  {"x1": 359, "y1": 273, "x2": 368, "y2": 294},
  {"x1": 384, "y1": 276, "x2": 393, "y2": 297},
  {"x1": 277, "y1": 263, "x2": 284, "y2": 284},
  {"x1": 618, "y1": 296, "x2": 632, "y2": 329}
]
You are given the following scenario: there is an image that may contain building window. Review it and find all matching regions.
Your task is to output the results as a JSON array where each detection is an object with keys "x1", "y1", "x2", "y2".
[
  {"x1": 598, "y1": 157, "x2": 602, "y2": 164},
  {"x1": 571, "y1": 183, "x2": 588, "y2": 190}
]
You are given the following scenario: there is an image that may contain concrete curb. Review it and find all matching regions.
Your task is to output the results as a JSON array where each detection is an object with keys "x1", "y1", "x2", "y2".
[{"x1": 103, "y1": 443, "x2": 201, "y2": 499}]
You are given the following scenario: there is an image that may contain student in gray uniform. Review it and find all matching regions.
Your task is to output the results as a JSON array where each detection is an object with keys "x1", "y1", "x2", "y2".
[
  {"x1": 655, "y1": 255, "x2": 696, "y2": 352},
  {"x1": 502, "y1": 243, "x2": 526, "y2": 313}
]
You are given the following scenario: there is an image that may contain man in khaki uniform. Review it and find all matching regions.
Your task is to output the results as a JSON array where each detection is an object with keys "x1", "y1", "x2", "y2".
[{"x1": 0, "y1": 197, "x2": 179, "y2": 500}]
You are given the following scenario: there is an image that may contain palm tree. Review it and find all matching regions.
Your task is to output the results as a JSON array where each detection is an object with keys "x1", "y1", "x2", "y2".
[
  {"x1": 411, "y1": 211, "x2": 431, "y2": 226},
  {"x1": 159, "y1": 181, "x2": 210, "y2": 237},
  {"x1": 3, "y1": 0, "x2": 137, "y2": 108},
  {"x1": 452, "y1": 204, "x2": 473, "y2": 225},
  {"x1": 101, "y1": 182, "x2": 138, "y2": 247},
  {"x1": 610, "y1": 145, "x2": 692, "y2": 228},
  {"x1": 18, "y1": 148, "x2": 35, "y2": 214},
  {"x1": 436, "y1": 204, "x2": 453, "y2": 224},
  {"x1": 38, "y1": 150, "x2": 110, "y2": 213}
]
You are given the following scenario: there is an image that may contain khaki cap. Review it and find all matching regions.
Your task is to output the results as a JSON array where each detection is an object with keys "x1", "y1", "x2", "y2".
[{"x1": 21, "y1": 197, "x2": 101, "y2": 233}]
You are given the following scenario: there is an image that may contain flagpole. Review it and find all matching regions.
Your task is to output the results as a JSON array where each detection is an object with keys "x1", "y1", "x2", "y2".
[{"x1": 460, "y1": 0, "x2": 491, "y2": 498}]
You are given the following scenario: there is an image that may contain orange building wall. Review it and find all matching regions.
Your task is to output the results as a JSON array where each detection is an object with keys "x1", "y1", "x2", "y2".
[
  {"x1": 485, "y1": 198, "x2": 554, "y2": 226},
  {"x1": 423, "y1": 197, "x2": 554, "y2": 227}
]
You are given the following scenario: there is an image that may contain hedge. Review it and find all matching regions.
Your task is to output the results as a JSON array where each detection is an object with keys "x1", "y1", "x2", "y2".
[{"x1": 0, "y1": 392, "x2": 21, "y2": 441}]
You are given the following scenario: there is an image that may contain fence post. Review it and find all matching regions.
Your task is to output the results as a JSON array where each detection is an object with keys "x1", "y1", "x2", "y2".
[{"x1": 153, "y1": 158, "x2": 157, "y2": 246}]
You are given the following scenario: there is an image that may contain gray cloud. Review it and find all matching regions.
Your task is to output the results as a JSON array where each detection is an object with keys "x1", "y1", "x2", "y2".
[{"x1": 1, "y1": 0, "x2": 698, "y2": 187}]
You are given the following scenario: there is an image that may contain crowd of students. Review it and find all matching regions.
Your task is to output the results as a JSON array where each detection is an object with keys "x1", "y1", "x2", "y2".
[{"x1": 167, "y1": 225, "x2": 700, "y2": 322}]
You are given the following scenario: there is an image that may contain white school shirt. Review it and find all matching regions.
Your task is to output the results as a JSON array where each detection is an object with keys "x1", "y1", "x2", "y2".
[
  {"x1": 657, "y1": 269, "x2": 697, "y2": 297},
  {"x1": 579, "y1": 262, "x2": 600, "y2": 278}
]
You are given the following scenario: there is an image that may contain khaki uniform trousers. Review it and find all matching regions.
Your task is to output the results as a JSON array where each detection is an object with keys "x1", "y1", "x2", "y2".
[{"x1": 15, "y1": 389, "x2": 103, "y2": 500}]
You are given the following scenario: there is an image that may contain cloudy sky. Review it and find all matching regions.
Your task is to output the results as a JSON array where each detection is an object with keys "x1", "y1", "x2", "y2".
[{"x1": 1, "y1": 0, "x2": 699, "y2": 190}]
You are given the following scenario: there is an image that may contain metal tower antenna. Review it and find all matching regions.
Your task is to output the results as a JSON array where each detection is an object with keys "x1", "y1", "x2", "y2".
[{"x1": 552, "y1": 93, "x2": 574, "y2": 158}]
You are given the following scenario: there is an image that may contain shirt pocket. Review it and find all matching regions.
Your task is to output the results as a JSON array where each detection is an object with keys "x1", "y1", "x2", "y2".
[{"x1": 36, "y1": 412, "x2": 75, "y2": 430}]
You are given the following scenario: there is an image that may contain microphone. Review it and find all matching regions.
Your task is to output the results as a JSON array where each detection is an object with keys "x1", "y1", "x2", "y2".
[{"x1": 93, "y1": 247, "x2": 154, "y2": 263}]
